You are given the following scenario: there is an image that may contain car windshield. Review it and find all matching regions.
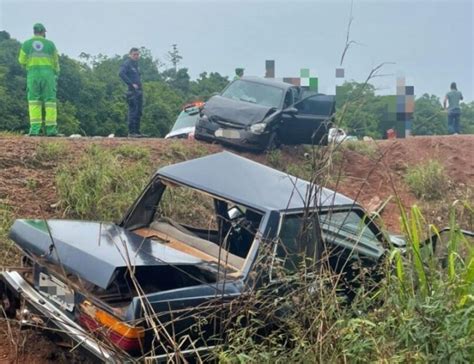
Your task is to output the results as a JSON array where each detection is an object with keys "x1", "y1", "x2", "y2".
[
  {"x1": 221, "y1": 79, "x2": 284, "y2": 108},
  {"x1": 170, "y1": 107, "x2": 200, "y2": 132}
]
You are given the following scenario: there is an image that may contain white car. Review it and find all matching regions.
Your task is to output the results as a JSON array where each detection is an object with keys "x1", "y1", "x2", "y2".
[
  {"x1": 328, "y1": 127, "x2": 357, "y2": 144},
  {"x1": 165, "y1": 102, "x2": 204, "y2": 139}
]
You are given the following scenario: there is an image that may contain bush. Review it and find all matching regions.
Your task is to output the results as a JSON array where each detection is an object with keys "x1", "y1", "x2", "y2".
[
  {"x1": 405, "y1": 160, "x2": 448, "y2": 200},
  {"x1": 56, "y1": 144, "x2": 151, "y2": 221}
]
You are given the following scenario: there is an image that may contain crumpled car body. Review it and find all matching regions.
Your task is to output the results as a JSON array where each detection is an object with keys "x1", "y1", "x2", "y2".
[
  {"x1": 195, "y1": 77, "x2": 336, "y2": 152},
  {"x1": 165, "y1": 102, "x2": 204, "y2": 139},
  {"x1": 2, "y1": 152, "x2": 404, "y2": 362}
]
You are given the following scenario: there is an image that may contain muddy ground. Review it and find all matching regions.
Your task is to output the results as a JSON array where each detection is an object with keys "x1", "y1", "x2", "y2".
[{"x1": 0, "y1": 135, "x2": 473, "y2": 362}]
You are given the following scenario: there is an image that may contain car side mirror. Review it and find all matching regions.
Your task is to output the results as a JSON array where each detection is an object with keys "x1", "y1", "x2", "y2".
[{"x1": 282, "y1": 107, "x2": 298, "y2": 115}]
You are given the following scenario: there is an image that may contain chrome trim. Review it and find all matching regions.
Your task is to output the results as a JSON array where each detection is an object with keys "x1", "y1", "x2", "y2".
[{"x1": 0, "y1": 271, "x2": 119, "y2": 363}]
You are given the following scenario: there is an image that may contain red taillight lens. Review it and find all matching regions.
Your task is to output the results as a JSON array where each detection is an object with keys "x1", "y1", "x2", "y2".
[{"x1": 79, "y1": 301, "x2": 144, "y2": 352}]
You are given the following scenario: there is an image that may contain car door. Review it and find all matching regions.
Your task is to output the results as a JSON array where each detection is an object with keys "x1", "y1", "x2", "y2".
[{"x1": 279, "y1": 94, "x2": 335, "y2": 145}]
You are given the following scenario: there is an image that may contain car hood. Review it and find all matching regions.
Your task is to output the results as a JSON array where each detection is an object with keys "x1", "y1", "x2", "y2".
[
  {"x1": 203, "y1": 95, "x2": 275, "y2": 126},
  {"x1": 9, "y1": 219, "x2": 204, "y2": 289}
]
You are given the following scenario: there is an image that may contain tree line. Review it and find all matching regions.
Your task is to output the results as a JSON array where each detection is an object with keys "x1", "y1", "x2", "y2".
[{"x1": 0, "y1": 30, "x2": 473, "y2": 138}]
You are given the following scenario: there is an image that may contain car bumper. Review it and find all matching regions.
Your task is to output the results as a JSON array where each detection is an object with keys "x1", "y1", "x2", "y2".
[
  {"x1": 0, "y1": 270, "x2": 218, "y2": 363},
  {"x1": 195, "y1": 123, "x2": 270, "y2": 152},
  {"x1": 0, "y1": 270, "x2": 120, "y2": 362}
]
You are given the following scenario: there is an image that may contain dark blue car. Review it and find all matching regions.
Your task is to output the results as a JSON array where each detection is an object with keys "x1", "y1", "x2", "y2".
[{"x1": 2, "y1": 152, "x2": 399, "y2": 362}]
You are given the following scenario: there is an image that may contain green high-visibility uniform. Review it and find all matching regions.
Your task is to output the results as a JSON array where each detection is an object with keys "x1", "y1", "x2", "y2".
[{"x1": 18, "y1": 35, "x2": 60, "y2": 136}]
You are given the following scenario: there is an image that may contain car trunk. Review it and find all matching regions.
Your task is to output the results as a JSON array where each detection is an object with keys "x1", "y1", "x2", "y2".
[{"x1": 9, "y1": 219, "x2": 228, "y2": 318}]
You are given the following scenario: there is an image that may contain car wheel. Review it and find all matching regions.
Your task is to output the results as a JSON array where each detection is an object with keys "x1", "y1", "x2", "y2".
[{"x1": 265, "y1": 131, "x2": 280, "y2": 151}]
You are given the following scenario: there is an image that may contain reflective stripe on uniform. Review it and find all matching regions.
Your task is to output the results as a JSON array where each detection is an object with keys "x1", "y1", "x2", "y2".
[
  {"x1": 28, "y1": 101, "x2": 42, "y2": 122},
  {"x1": 26, "y1": 57, "x2": 56, "y2": 68},
  {"x1": 45, "y1": 102, "x2": 57, "y2": 124}
]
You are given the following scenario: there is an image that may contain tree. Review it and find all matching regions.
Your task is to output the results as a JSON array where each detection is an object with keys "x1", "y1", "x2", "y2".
[
  {"x1": 167, "y1": 44, "x2": 182, "y2": 72},
  {"x1": 412, "y1": 94, "x2": 446, "y2": 135},
  {"x1": 334, "y1": 81, "x2": 385, "y2": 138},
  {"x1": 460, "y1": 101, "x2": 474, "y2": 134},
  {"x1": 189, "y1": 72, "x2": 229, "y2": 100}
]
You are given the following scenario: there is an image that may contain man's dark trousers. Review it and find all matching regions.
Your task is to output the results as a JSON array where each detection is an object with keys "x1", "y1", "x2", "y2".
[{"x1": 127, "y1": 89, "x2": 143, "y2": 134}]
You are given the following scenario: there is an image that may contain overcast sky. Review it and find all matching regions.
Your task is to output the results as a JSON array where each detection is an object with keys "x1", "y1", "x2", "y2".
[{"x1": 1, "y1": 0, "x2": 472, "y2": 100}]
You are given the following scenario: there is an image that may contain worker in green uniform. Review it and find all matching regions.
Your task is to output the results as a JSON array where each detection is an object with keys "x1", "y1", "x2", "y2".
[{"x1": 18, "y1": 23, "x2": 60, "y2": 136}]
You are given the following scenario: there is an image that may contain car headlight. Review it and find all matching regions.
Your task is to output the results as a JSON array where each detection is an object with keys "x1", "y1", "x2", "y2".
[{"x1": 249, "y1": 123, "x2": 266, "y2": 134}]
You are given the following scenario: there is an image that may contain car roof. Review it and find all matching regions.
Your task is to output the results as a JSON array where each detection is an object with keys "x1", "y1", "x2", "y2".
[
  {"x1": 157, "y1": 151, "x2": 355, "y2": 213},
  {"x1": 239, "y1": 76, "x2": 294, "y2": 90}
]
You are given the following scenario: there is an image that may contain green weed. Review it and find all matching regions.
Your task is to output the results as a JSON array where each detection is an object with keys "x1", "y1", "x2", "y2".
[
  {"x1": 405, "y1": 160, "x2": 448, "y2": 200},
  {"x1": 266, "y1": 149, "x2": 282, "y2": 169},
  {"x1": 35, "y1": 141, "x2": 69, "y2": 162},
  {"x1": 113, "y1": 144, "x2": 150, "y2": 161},
  {"x1": 0, "y1": 201, "x2": 19, "y2": 266},
  {"x1": 56, "y1": 145, "x2": 151, "y2": 221},
  {"x1": 342, "y1": 140, "x2": 377, "y2": 158},
  {"x1": 215, "y1": 203, "x2": 474, "y2": 362},
  {"x1": 25, "y1": 178, "x2": 38, "y2": 190}
]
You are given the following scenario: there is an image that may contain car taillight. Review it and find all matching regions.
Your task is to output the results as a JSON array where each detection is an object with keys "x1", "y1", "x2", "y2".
[{"x1": 79, "y1": 301, "x2": 144, "y2": 352}]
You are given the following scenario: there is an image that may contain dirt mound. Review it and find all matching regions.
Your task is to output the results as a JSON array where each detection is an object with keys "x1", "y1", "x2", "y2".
[{"x1": 0, "y1": 134, "x2": 473, "y2": 362}]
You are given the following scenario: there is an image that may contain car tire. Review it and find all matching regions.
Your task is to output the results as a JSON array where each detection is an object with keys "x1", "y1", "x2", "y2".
[{"x1": 265, "y1": 131, "x2": 280, "y2": 152}]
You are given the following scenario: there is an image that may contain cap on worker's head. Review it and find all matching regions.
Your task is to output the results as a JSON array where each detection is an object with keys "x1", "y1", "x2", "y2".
[{"x1": 33, "y1": 23, "x2": 46, "y2": 33}]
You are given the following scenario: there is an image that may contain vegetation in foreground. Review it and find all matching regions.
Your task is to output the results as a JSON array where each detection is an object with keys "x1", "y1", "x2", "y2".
[
  {"x1": 216, "y1": 205, "x2": 474, "y2": 363},
  {"x1": 0, "y1": 141, "x2": 473, "y2": 362}
]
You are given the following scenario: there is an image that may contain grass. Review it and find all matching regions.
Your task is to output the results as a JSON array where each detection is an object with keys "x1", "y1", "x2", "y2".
[
  {"x1": 34, "y1": 141, "x2": 69, "y2": 162},
  {"x1": 0, "y1": 201, "x2": 19, "y2": 266},
  {"x1": 113, "y1": 144, "x2": 150, "y2": 160},
  {"x1": 215, "y1": 204, "x2": 474, "y2": 363},
  {"x1": 55, "y1": 144, "x2": 152, "y2": 221},
  {"x1": 405, "y1": 160, "x2": 448, "y2": 200},
  {"x1": 342, "y1": 140, "x2": 378, "y2": 158}
]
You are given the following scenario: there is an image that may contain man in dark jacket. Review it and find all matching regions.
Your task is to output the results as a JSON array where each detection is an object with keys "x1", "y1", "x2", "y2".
[{"x1": 119, "y1": 48, "x2": 143, "y2": 137}]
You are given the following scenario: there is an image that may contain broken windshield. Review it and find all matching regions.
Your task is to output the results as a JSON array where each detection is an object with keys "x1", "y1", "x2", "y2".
[{"x1": 222, "y1": 79, "x2": 284, "y2": 108}]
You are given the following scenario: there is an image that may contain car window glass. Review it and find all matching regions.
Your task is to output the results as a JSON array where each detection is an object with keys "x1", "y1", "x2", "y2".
[
  {"x1": 295, "y1": 95, "x2": 335, "y2": 116},
  {"x1": 221, "y1": 79, "x2": 284, "y2": 108},
  {"x1": 273, "y1": 210, "x2": 382, "y2": 275},
  {"x1": 320, "y1": 210, "x2": 380, "y2": 245},
  {"x1": 274, "y1": 215, "x2": 318, "y2": 273},
  {"x1": 157, "y1": 186, "x2": 217, "y2": 230},
  {"x1": 170, "y1": 108, "x2": 200, "y2": 131}
]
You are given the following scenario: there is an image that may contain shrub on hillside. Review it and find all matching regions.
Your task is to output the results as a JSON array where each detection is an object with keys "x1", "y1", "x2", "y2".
[{"x1": 405, "y1": 160, "x2": 448, "y2": 200}]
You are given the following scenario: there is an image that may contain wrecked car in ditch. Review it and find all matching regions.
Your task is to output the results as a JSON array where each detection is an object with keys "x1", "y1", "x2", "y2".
[
  {"x1": 195, "y1": 77, "x2": 336, "y2": 152},
  {"x1": 164, "y1": 101, "x2": 204, "y2": 140},
  {"x1": 2, "y1": 151, "x2": 409, "y2": 361}
]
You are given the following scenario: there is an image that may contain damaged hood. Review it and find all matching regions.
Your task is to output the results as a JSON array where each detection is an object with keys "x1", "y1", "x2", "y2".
[
  {"x1": 9, "y1": 219, "x2": 204, "y2": 289},
  {"x1": 203, "y1": 95, "x2": 275, "y2": 126}
]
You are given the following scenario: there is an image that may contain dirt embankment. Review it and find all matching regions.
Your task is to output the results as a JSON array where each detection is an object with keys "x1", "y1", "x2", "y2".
[{"x1": 0, "y1": 134, "x2": 473, "y2": 362}]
